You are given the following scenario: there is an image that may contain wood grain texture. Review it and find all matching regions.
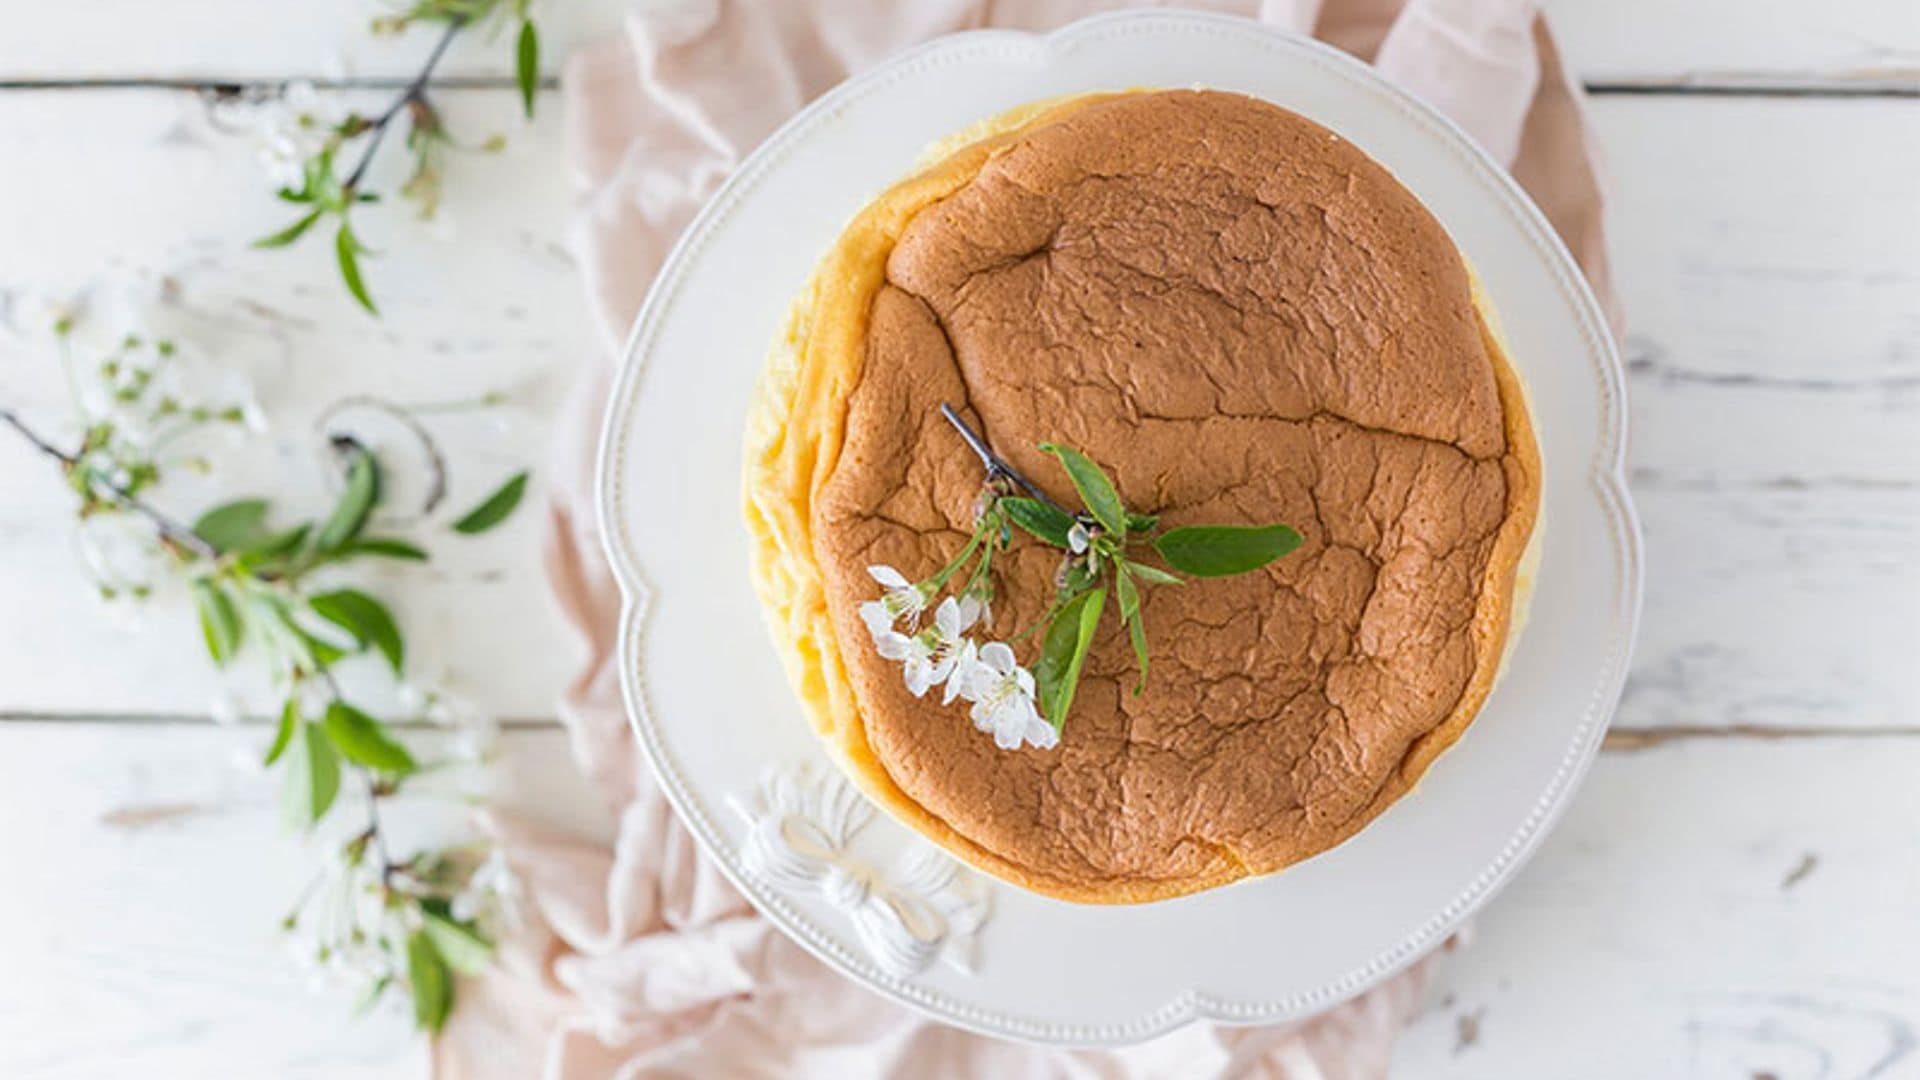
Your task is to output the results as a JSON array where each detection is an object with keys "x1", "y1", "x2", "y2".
[
  {"x1": 0, "y1": 723, "x2": 605, "y2": 1080},
  {"x1": 1545, "y1": 0, "x2": 1920, "y2": 90},
  {"x1": 4, "y1": 721, "x2": 1913, "y2": 1077},
  {"x1": 0, "y1": 0, "x2": 636, "y2": 83},
  {"x1": 1394, "y1": 736, "x2": 1920, "y2": 1077},
  {"x1": 0, "y1": 87, "x2": 591, "y2": 719},
  {"x1": 1594, "y1": 96, "x2": 1920, "y2": 733},
  {"x1": 0, "y1": 1, "x2": 1914, "y2": 87}
]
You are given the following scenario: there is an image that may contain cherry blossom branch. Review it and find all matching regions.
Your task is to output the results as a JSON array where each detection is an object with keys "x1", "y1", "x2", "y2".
[
  {"x1": 344, "y1": 17, "x2": 466, "y2": 192},
  {"x1": 0, "y1": 405, "x2": 219, "y2": 559}
]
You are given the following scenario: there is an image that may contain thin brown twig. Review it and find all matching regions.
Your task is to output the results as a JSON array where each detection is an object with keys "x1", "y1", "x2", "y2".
[
  {"x1": 344, "y1": 18, "x2": 466, "y2": 191},
  {"x1": 938, "y1": 403, "x2": 1077, "y2": 518},
  {"x1": 311, "y1": 664, "x2": 404, "y2": 887},
  {"x1": 363, "y1": 780, "x2": 401, "y2": 886},
  {"x1": 0, "y1": 406, "x2": 219, "y2": 560}
]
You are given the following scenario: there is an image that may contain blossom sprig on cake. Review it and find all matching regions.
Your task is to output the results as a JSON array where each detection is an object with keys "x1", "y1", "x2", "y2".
[
  {"x1": 861, "y1": 404, "x2": 1304, "y2": 752},
  {"x1": 860, "y1": 479, "x2": 1055, "y2": 749}
]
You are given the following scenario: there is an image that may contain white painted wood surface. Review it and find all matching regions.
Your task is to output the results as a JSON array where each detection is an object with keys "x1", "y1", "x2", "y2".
[
  {"x1": 1547, "y1": 0, "x2": 1920, "y2": 87},
  {"x1": 0, "y1": 725, "x2": 605, "y2": 1080},
  {"x1": 0, "y1": 86, "x2": 591, "y2": 719},
  {"x1": 3, "y1": 1, "x2": 1917, "y2": 85},
  {"x1": 0, "y1": 1, "x2": 1914, "y2": 1076},
  {"x1": 1597, "y1": 96, "x2": 1920, "y2": 733},
  {"x1": 1393, "y1": 736, "x2": 1920, "y2": 1077}
]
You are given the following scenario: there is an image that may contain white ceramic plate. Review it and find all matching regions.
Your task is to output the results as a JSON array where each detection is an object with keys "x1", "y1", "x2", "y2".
[{"x1": 597, "y1": 10, "x2": 1641, "y2": 1045}]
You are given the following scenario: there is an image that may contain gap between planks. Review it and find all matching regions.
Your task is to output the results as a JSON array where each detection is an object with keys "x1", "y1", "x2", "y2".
[
  {"x1": 0, "y1": 75, "x2": 1911, "y2": 98},
  {"x1": 3, "y1": 711, "x2": 1918, "y2": 749},
  {"x1": 0, "y1": 710, "x2": 558, "y2": 730},
  {"x1": 0, "y1": 75, "x2": 560, "y2": 93}
]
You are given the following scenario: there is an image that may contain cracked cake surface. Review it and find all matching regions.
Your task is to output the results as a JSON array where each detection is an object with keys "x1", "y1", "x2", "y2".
[{"x1": 744, "y1": 89, "x2": 1539, "y2": 903}]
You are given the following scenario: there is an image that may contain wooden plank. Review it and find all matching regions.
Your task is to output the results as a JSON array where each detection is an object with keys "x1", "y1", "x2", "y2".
[
  {"x1": 1394, "y1": 735, "x2": 1920, "y2": 1077},
  {"x1": 0, "y1": 723, "x2": 602, "y2": 1078},
  {"x1": 0, "y1": 0, "x2": 636, "y2": 83},
  {"x1": 0, "y1": 86, "x2": 590, "y2": 719},
  {"x1": 4, "y1": 721, "x2": 1912, "y2": 1075},
  {"x1": 1594, "y1": 97, "x2": 1920, "y2": 394},
  {"x1": 1625, "y1": 482, "x2": 1920, "y2": 731},
  {"x1": 1544, "y1": 0, "x2": 1920, "y2": 90},
  {"x1": 1592, "y1": 95, "x2": 1920, "y2": 732},
  {"x1": 0, "y1": 1, "x2": 1913, "y2": 86}
]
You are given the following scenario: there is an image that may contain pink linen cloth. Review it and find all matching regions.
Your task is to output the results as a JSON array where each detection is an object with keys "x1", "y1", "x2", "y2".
[{"x1": 436, "y1": 2, "x2": 1618, "y2": 1076}]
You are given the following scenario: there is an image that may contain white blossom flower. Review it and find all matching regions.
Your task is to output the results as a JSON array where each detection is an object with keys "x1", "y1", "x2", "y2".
[
  {"x1": 238, "y1": 395, "x2": 270, "y2": 435},
  {"x1": 393, "y1": 680, "x2": 429, "y2": 715},
  {"x1": 859, "y1": 563, "x2": 931, "y2": 637},
  {"x1": 451, "y1": 846, "x2": 524, "y2": 934},
  {"x1": 74, "y1": 513, "x2": 163, "y2": 602},
  {"x1": 1, "y1": 287, "x2": 84, "y2": 343},
  {"x1": 873, "y1": 595, "x2": 978, "y2": 697},
  {"x1": 427, "y1": 689, "x2": 499, "y2": 764},
  {"x1": 285, "y1": 848, "x2": 398, "y2": 999},
  {"x1": 960, "y1": 642, "x2": 1057, "y2": 751},
  {"x1": 250, "y1": 80, "x2": 343, "y2": 190},
  {"x1": 1067, "y1": 521, "x2": 1091, "y2": 555},
  {"x1": 942, "y1": 638, "x2": 978, "y2": 706}
]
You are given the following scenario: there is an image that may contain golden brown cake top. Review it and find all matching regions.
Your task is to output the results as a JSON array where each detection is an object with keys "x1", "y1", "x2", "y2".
[{"x1": 786, "y1": 90, "x2": 1536, "y2": 901}]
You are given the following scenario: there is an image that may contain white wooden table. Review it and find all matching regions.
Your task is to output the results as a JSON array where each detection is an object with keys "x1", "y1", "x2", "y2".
[{"x1": 1, "y1": 3, "x2": 1915, "y2": 1076}]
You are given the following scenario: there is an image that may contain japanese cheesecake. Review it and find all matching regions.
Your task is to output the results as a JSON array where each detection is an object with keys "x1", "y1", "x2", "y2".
[{"x1": 744, "y1": 89, "x2": 1540, "y2": 903}]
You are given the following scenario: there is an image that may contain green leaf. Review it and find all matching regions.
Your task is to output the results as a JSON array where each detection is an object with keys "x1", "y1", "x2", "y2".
[
  {"x1": 192, "y1": 499, "x2": 271, "y2": 553},
  {"x1": 322, "y1": 701, "x2": 417, "y2": 774},
  {"x1": 340, "y1": 536, "x2": 428, "y2": 561},
  {"x1": 515, "y1": 20, "x2": 540, "y2": 119},
  {"x1": 406, "y1": 930, "x2": 454, "y2": 1032},
  {"x1": 1057, "y1": 559, "x2": 1100, "y2": 603},
  {"x1": 1125, "y1": 512, "x2": 1160, "y2": 533},
  {"x1": 192, "y1": 579, "x2": 244, "y2": 665},
  {"x1": 1001, "y1": 496, "x2": 1075, "y2": 548},
  {"x1": 1114, "y1": 564, "x2": 1141, "y2": 622},
  {"x1": 1153, "y1": 524, "x2": 1303, "y2": 578},
  {"x1": 251, "y1": 523, "x2": 311, "y2": 558},
  {"x1": 253, "y1": 209, "x2": 324, "y2": 249},
  {"x1": 351, "y1": 974, "x2": 393, "y2": 1017},
  {"x1": 236, "y1": 524, "x2": 314, "y2": 577},
  {"x1": 264, "y1": 698, "x2": 298, "y2": 766},
  {"x1": 1039, "y1": 443, "x2": 1127, "y2": 536},
  {"x1": 1123, "y1": 560, "x2": 1183, "y2": 587},
  {"x1": 335, "y1": 223, "x2": 378, "y2": 315},
  {"x1": 314, "y1": 447, "x2": 379, "y2": 552},
  {"x1": 1033, "y1": 586, "x2": 1105, "y2": 730},
  {"x1": 422, "y1": 911, "x2": 493, "y2": 976},
  {"x1": 451, "y1": 470, "x2": 528, "y2": 535},
  {"x1": 266, "y1": 587, "x2": 347, "y2": 668},
  {"x1": 1115, "y1": 567, "x2": 1148, "y2": 694},
  {"x1": 296, "y1": 627, "x2": 348, "y2": 668},
  {"x1": 309, "y1": 588, "x2": 404, "y2": 674},
  {"x1": 1125, "y1": 608, "x2": 1149, "y2": 694},
  {"x1": 281, "y1": 722, "x2": 341, "y2": 828}
]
